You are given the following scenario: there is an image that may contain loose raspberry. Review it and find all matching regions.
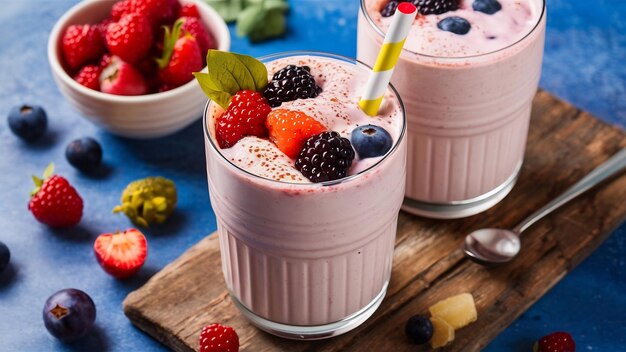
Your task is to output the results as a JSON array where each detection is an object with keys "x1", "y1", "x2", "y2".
[
  {"x1": 265, "y1": 109, "x2": 327, "y2": 158},
  {"x1": 295, "y1": 131, "x2": 355, "y2": 183},
  {"x1": 262, "y1": 65, "x2": 322, "y2": 107},
  {"x1": 106, "y1": 13, "x2": 153, "y2": 64},
  {"x1": 61, "y1": 24, "x2": 105, "y2": 70},
  {"x1": 129, "y1": 0, "x2": 176, "y2": 28},
  {"x1": 179, "y1": 3, "x2": 201, "y2": 18},
  {"x1": 28, "y1": 164, "x2": 83, "y2": 228},
  {"x1": 534, "y1": 332, "x2": 576, "y2": 352},
  {"x1": 199, "y1": 323, "x2": 239, "y2": 352},
  {"x1": 215, "y1": 90, "x2": 271, "y2": 148},
  {"x1": 73, "y1": 64, "x2": 103, "y2": 91},
  {"x1": 111, "y1": 0, "x2": 131, "y2": 21},
  {"x1": 180, "y1": 16, "x2": 216, "y2": 56}
]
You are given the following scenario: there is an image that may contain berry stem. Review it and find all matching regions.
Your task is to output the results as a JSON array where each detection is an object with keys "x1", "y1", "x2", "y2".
[{"x1": 156, "y1": 18, "x2": 184, "y2": 69}]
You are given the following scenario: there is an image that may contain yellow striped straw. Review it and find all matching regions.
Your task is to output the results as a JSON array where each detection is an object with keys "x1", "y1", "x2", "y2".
[{"x1": 359, "y1": 2, "x2": 416, "y2": 116}]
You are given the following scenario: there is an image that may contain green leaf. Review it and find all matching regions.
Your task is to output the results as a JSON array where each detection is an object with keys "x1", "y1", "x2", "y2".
[
  {"x1": 193, "y1": 72, "x2": 234, "y2": 109},
  {"x1": 237, "y1": 4, "x2": 265, "y2": 38},
  {"x1": 205, "y1": 0, "x2": 243, "y2": 22},
  {"x1": 194, "y1": 50, "x2": 268, "y2": 108},
  {"x1": 247, "y1": 9, "x2": 286, "y2": 43},
  {"x1": 43, "y1": 163, "x2": 54, "y2": 179}
]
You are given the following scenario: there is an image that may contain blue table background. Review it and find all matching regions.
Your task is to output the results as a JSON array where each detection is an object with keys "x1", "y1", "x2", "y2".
[{"x1": 1, "y1": 0, "x2": 624, "y2": 351}]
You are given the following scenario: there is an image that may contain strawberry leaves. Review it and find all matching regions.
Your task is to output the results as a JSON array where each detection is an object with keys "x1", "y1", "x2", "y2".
[
  {"x1": 193, "y1": 50, "x2": 268, "y2": 109},
  {"x1": 156, "y1": 18, "x2": 184, "y2": 69}
]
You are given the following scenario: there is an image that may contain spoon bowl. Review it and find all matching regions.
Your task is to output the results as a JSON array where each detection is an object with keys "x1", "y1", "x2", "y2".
[{"x1": 464, "y1": 228, "x2": 521, "y2": 265}]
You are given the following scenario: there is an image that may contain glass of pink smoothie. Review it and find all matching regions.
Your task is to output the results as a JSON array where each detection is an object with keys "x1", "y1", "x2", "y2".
[
  {"x1": 203, "y1": 52, "x2": 406, "y2": 339},
  {"x1": 358, "y1": 0, "x2": 546, "y2": 218}
]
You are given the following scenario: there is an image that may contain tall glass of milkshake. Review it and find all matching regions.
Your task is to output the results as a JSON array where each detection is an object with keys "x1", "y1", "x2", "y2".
[
  {"x1": 203, "y1": 52, "x2": 406, "y2": 339},
  {"x1": 358, "y1": 0, "x2": 546, "y2": 218}
]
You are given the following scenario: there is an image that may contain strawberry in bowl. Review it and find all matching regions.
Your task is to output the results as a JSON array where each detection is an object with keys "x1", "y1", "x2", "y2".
[{"x1": 48, "y1": 0, "x2": 230, "y2": 139}]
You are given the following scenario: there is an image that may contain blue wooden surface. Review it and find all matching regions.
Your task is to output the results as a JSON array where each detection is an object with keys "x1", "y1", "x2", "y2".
[{"x1": 0, "y1": 1, "x2": 624, "y2": 351}]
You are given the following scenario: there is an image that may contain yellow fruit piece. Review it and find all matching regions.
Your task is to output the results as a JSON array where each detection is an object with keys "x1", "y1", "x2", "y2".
[
  {"x1": 430, "y1": 316, "x2": 455, "y2": 349},
  {"x1": 428, "y1": 293, "x2": 478, "y2": 330}
]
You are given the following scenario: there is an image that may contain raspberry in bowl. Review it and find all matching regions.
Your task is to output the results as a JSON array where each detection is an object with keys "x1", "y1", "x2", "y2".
[{"x1": 47, "y1": 0, "x2": 230, "y2": 139}]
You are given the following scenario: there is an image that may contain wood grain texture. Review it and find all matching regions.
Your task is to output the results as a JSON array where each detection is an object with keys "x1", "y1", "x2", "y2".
[{"x1": 124, "y1": 91, "x2": 626, "y2": 352}]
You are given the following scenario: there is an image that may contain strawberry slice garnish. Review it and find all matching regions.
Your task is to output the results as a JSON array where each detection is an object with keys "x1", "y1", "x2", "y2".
[
  {"x1": 93, "y1": 229, "x2": 147, "y2": 279},
  {"x1": 265, "y1": 109, "x2": 327, "y2": 158}
]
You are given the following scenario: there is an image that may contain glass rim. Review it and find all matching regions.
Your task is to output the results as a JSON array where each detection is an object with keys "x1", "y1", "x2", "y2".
[
  {"x1": 203, "y1": 50, "x2": 407, "y2": 187},
  {"x1": 359, "y1": 0, "x2": 547, "y2": 60}
]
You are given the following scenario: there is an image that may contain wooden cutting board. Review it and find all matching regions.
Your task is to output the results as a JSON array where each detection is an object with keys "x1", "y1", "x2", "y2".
[{"x1": 123, "y1": 91, "x2": 626, "y2": 351}]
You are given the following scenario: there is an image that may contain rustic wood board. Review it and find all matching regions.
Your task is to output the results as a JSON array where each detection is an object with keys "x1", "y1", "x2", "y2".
[{"x1": 124, "y1": 91, "x2": 626, "y2": 351}]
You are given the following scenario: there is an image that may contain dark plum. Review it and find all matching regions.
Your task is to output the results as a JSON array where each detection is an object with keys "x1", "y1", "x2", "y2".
[{"x1": 43, "y1": 288, "x2": 96, "y2": 342}]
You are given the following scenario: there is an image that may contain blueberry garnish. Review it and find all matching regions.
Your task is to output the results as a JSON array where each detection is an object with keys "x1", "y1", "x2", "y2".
[
  {"x1": 7, "y1": 104, "x2": 48, "y2": 142},
  {"x1": 437, "y1": 16, "x2": 471, "y2": 35},
  {"x1": 65, "y1": 137, "x2": 103, "y2": 173},
  {"x1": 351, "y1": 125, "x2": 393, "y2": 159},
  {"x1": 472, "y1": 0, "x2": 502, "y2": 15},
  {"x1": 405, "y1": 314, "x2": 434, "y2": 345},
  {"x1": 43, "y1": 288, "x2": 96, "y2": 342},
  {"x1": 0, "y1": 241, "x2": 10, "y2": 274}
]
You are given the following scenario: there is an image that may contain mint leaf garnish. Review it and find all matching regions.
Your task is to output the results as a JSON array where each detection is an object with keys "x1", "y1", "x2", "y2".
[{"x1": 193, "y1": 50, "x2": 268, "y2": 109}]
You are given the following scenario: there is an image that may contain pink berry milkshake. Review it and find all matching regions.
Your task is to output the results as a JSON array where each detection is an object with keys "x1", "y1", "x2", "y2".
[
  {"x1": 202, "y1": 52, "x2": 406, "y2": 339},
  {"x1": 358, "y1": 0, "x2": 546, "y2": 218}
]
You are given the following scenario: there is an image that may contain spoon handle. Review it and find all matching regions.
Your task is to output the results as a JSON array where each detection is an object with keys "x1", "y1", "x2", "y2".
[{"x1": 513, "y1": 148, "x2": 626, "y2": 234}]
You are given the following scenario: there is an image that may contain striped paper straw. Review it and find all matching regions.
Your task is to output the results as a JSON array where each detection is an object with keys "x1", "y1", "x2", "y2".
[{"x1": 359, "y1": 2, "x2": 416, "y2": 116}]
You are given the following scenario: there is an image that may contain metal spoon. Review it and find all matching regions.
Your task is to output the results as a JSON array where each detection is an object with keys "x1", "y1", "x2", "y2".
[{"x1": 464, "y1": 148, "x2": 626, "y2": 266}]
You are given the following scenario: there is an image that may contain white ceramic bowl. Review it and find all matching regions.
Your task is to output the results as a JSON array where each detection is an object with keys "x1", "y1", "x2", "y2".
[{"x1": 48, "y1": 0, "x2": 230, "y2": 139}]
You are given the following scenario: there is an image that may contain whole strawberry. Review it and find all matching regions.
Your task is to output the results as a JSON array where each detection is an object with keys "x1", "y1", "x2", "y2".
[
  {"x1": 28, "y1": 164, "x2": 83, "y2": 228},
  {"x1": 179, "y1": 3, "x2": 200, "y2": 18},
  {"x1": 74, "y1": 64, "x2": 102, "y2": 91},
  {"x1": 110, "y1": 0, "x2": 131, "y2": 21},
  {"x1": 199, "y1": 323, "x2": 239, "y2": 352},
  {"x1": 215, "y1": 90, "x2": 271, "y2": 148},
  {"x1": 129, "y1": 0, "x2": 176, "y2": 28},
  {"x1": 180, "y1": 16, "x2": 216, "y2": 56},
  {"x1": 100, "y1": 56, "x2": 148, "y2": 96},
  {"x1": 61, "y1": 24, "x2": 105, "y2": 70},
  {"x1": 157, "y1": 19, "x2": 203, "y2": 87},
  {"x1": 534, "y1": 331, "x2": 576, "y2": 352},
  {"x1": 106, "y1": 13, "x2": 153, "y2": 64}
]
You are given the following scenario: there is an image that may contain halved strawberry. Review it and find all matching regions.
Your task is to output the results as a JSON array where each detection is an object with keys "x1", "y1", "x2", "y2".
[
  {"x1": 93, "y1": 229, "x2": 147, "y2": 279},
  {"x1": 265, "y1": 109, "x2": 327, "y2": 158}
]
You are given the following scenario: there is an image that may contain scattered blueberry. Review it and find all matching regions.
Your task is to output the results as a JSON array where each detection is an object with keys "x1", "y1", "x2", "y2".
[
  {"x1": 0, "y1": 241, "x2": 10, "y2": 274},
  {"x1": 43, "y1": 288, "x2": 96, "y2": 342},
  {"x1": 351, "y1": 125, "x2": 393, "y2": 159},
  {"x1": 65, "y1": 137, "x2": 103, "y2": 173},
  {"x1": 472, "y1": 0, "x2": 502, "y2": 15},
  {"x1": 437, "y1": 16, "x2": 471, "y2": 35},
  {"x1": 7, "y1": 104, "x2": 48, "y2": 142},
  {"x1": 405, "y1": 314, "x2": 434, "y2": 345}
]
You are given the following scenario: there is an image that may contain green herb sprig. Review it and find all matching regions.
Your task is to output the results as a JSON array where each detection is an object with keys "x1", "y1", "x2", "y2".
[{"x1": 205, "y1": 0, "x2": 289, "y2": 42}]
